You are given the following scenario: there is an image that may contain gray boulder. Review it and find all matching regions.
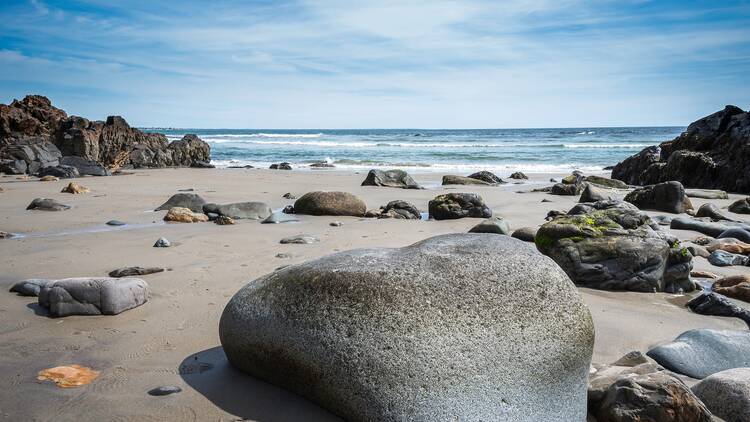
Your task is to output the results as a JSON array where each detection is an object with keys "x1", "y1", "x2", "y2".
[
  {"x1": 692, "y1": 368, "x2": 750, "y2": 422},
  {"x1": 294, "y1": 191, "x2": 366, "y2": 217},
  {"x1": 468, "y1": 216, "x2": 510, "y2": 235},
  {"x1": 624, "y1": 181, "x2": 693, "y2": 214},
  {"x1": 0, "y1": 159, "x2": 27, "y2": 174},
  {"x1": 686, "y1": 189, "x2": 729, "y2": 200},
  {"x1": 719, "y1": 228, "x2": 750, "y2": 243},
  {"x1": 26, "y1": 198, "x2": 70, "y2": 211},
  {"x1": 647, "y1": 329, "x2": 750, "y2": 379},
  {"x1": 550, "y1": 182, "x2": 584, "y2": 196},
  {"x1": 441, "y1": 175, "x2": 493, "y2": 186},
  {"x1": 9, "y1": 279, "x2": 51, "y2": 296},
  {"x1": 670, "y1": 217, "x2": 750, "y2": 238},
  {"x1": 219, "y1": 234, "x2": 594, "y2": 421},
  {"x1": 468, "y1": 170, "x2": 504, "y2": 184},
  {"x1": 38, "y1": 277, "x2": 148, "y2": 317},
  {"x1": 708, "y1": 250, "x2": 749, "y2": 267},
  {"x1": 696, "y1": 203, "x2": 734, "y2": 221},
  {"x1": 729, "y1": 197, "x2": 750, "y2": 214},
  {"x1": 579, "y1": 183, "x2": 612, "y2": 203},
  {"x1": 511, "y1": 226, "x2": 537, "y2": 242},
  {"x1": 37, "y1": 165, "x2": 79, "y2": 179},
  {"x1": 59, "y1": 156, "x2": 110, "y2": 176},
  {"x1": 203, "y1": 202, "x2": 272, "y2": 220},
  {"x1": 584, "y1": 175, "x2": 628, "y2": 189},
  {"x1": 156, "y1": 193, "x2": 206, "y2": 213},
  {"x1": 509, "y1": 171, "x2": 528, "y2": 180},
  {"x1": 361, "y1": 169, "x2": 421, "y2": 189},
  {"x1": 378, "y1": 200, "x2": 421, "y2": 220},
  {"x1": 428, "y1": 193, "x2": 492, "y2": 220}
]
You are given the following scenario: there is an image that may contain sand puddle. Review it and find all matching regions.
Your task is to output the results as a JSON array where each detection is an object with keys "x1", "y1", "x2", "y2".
[{"x1": 10, "y1": 221, "x2": 167, "y2": 240}]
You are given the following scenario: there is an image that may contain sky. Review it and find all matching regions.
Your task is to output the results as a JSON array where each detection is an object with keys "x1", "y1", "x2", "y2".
[{"x1": 0, "y1": 0, "x2": 749, "y2": 128}]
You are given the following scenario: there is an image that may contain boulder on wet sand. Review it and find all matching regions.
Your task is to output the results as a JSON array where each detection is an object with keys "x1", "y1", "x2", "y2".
[
  {"x1": 61, "y1": 182, "x2": 88, "y2": 194},
  {"x1": 294, "y1": 191, "x2": 366, "y2": 217},
  {"x1": 108, "y1": 267, "x2": 164, "y2": 278},
  {"x1": 269, "y1": 162, "x2": 292, "y2": 170},
  {"x1": 26, "y1": 198, "x2": 70, "y2": 211},
  {"x1": 708, "y1": 250, "x2": 749, "y2": 267},
  {"x1": 261, "y1": 212, "x2": 298, "y2": 224},
  {"x1": 584, "y1": 175, "x2": 628, "y2": 189},
  {"x1": 696, "y1": 203, "x2": 734, "y2": 221},
  {"x1": 536, "y1": 200, "x2": 694, "y2": 292},
  {"x1": 155, "y1": 193, "x2": 206, "y2": 213},
  {"x1": 509, "y1": 171, "x2": 528, "y2": 180},
  {"x1": 686, "y1": 189, "x2": 729, "y2": 200},
  {"x1": 729, "y1": 197, "x2": 750, "y2": 214},
  {"x1": 428, "y1": 193, "x2": 492, "y2": 220},
  {"x1": 550, "y1": 182, "x2": 584, "y2": 196},
  {"x1": 468, "y1": 170, "x2": 504, "y2": 184},
  {"x1": 219, "y1": 234, "x2": 594, "y2": 421},
  {"x1": 106, "y1": 220, "x2": 126, "y2": 226},
  {"x1": 594, "y1": 371, "x2": 712, "y2": 422},
  {"x1": 360, "y1": 169, "x2": 421, "y2": 189},
  {"x1": 163, "y1": 207, "x2": 209, "y2": 223},
  {"x1": 38, "y1": 277, "x2": 148, "y2": 317},
  {"x1": 378, "y1": 200, "x2": 421, "y2": 220},
  {"x1": 692, "y1": 368, "x2": 750, "y2": 422},
  {"x1": 624, "y1": 181, "x2": 693, "y2": 213},
  {"x1": 279, "y1": 234, "x2": 319, "y2": 244},
  {"x1": 647, "y1": 329, "x2": 750, "y2": 379},
  {"x1": 441, "y1": 175, "x2": 494, "y2": 186},
  {"x1": 468, "y1": 216, "x2": 510, "y2": 235},
  {"x1": 9, "y1": 279, "x2": 51, "y2": 296},
  {"x1": 579, "y1": 183, "x2": 612, "y2": 203},
  {"x1": 719, "y1": 228, "x2": 750, "y2": 243},
  {"x1": 713, "y1": 275, "x2": 750, "y2": 303},
  {"x1": 511, "y1": 226, "x2": 537, "y2": 242},
  {"x1": 687, "y1": 293, "x2": 750, "y2": 327},
  {"x1": 202, "y1": 202, "x2": 272, "y2": 220}
]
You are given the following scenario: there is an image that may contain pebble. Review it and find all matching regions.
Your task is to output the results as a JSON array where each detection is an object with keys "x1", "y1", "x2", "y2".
[
  {"x1": 330, "y1": 221, "x2": 343, "y2": 227},
  {"x1": 147, "y1": 386, "x2": 182, "y2": 396},
  {"x1": 153, "y1": 237, "x2": 171, "y2": 248},
  {"x1": 106, "y1": 220, "x2": 127, "y2": 226}
]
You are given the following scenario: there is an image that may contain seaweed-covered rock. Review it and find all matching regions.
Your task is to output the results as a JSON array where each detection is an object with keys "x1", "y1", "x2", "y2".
[
  {"x1": 624, "y1": 181, "x2": 693, "y2": 214},
  {"x1": 428, "y1": 193, "x2": 492, "y2": 220},
  {"x1": 584, "y1": 175, "x2": 628, "y2": 189},
  {"x1": 361, "y1": 169, "x2": 421, "y2": 189},
  {"x1": 219, "y1": 234, "x2": 594, "y2": 421},
  {"x1": 536, "y1": 200, "x2": 694, "y2": 292},
  {"x1": 294, "y1": 191, "x2": 366, "y2": 217}
]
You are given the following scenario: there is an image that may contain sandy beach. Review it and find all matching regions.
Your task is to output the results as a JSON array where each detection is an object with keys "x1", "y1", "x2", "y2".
[{"x1": 0, "y1": 167, "x2": 747, "y2": 421}]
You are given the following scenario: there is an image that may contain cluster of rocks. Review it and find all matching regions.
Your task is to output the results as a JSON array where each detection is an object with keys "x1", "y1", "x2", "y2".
[
  {"x1": 0, "y1": 95, "x2": 211, "y2": 177},
  {"x1": 441, "y1": 170, "x2": 506, "y2": 186},
  {"x1": 365, "y1": 200, "x2": 421, "y2": 219},
  {"x1": 155, "y1": 193, "x2": 274, "y2": 224}
]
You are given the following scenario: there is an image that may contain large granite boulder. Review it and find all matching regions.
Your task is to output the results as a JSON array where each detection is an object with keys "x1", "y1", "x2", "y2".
[
  {"x1": 219, "y1": 234, "x2": 594, "y2": 421},
  {"x1": 38, "y1": 277, "x2": 148, "y2": 317},
  {"x1": 203, "y1": 202, "x2": 272, "y2": 220},
  {"x1": 536, "y1": 200, "x2": 694, "y2": 292},
  {"x1": 692, "y1": 368, "x2": 750, "y2": 422},
  {"x1": 624, "y1": 181, "x2": 693, "y2": 213},
  {"x1": 361, "y1": 169, "x2": 421, "y2": 189},
  {"x1": 294, "y1": 191, "x2": 366, "y2": 216},
  {"x1": 647, "y1": 329, "x2": 750, "y2": 379},
  {"x1": 156, "y1": 193, "x2": 206, "y2": 213},
  {"x1": 428, "y1": 193, "x2": 492, "y2": 220},
  {"x1": 612, "y1": 105, "x2": 750, "y2": 193}
]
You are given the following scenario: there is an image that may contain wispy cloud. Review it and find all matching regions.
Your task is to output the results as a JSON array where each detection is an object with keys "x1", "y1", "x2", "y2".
[{"x1": 0, "y1": 0, "x2": 748, "y2": 127}]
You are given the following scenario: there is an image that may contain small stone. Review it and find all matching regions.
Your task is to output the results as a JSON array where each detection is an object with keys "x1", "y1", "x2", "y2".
[
  {"x1": 282, "y1": 205, "x2": 295, "y2": 214},
  {"x1": 154, "y1": 237, "x2": 171, "y2": 248},
  {"x1": 0, "y1": 231, "x2": 16, "y2": 239},
  {"x1": 147, "y1": 386, "x2": 182, "y2": 396},
  {"x1": 330, "y1": 221, "x2": 343, "y2": 227},
  {"x1": 214, "y1": 215, "x2": 235, "y2": 225},
  {"x1": 282, "y1": 193, "x2": 296, "y2": 199},
  {"x1": 39, "y1": 175, "x2": 59, "y2": 182},
  {"x1": 164, "y1": 207, "x2": 209, "y2": 223},
  {"x1": 280, "y1": 235, "x2": 320, "y2": 244},
  {"x1": 106, "y1": 220, "x2": 126, "y2": 226},
  {"x1": 61, "y1": 182, "x2": 89, "y2": 194},
  {"x1": 275, "y1": 253, "x2": 292, "y2": 259}
]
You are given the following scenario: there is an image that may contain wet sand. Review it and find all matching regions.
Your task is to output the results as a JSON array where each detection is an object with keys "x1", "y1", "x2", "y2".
[{"x1": 1, "y1": 168, "x2": 748, "y2": 421}]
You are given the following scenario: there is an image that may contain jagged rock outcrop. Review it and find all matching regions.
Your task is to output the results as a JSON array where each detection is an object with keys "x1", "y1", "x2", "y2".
[
  {"x1": 612, "y1": 106, "x2": 750, "y2": 193},
  {"x1": 0, "y1": 95, "x2": 211, "y2": 174}
]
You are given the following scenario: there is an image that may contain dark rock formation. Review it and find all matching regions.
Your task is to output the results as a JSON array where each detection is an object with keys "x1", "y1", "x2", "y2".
[
  {"x1": 269, "y1": 162, "x2": 292, "y2": 170},
  {"x1": 511, "y1": 226, "x2": 537, "y2": 242},
  {"x1": 377, "y1": 200, "x2": 421, "y2": 219},
  {"x1": 361, "y1": 169, "x2": 421, "y2": 189},
  {"x1": 509, "y1": 171, "x2": 528, "y2": 180},
  {"x1": 428, "y1": 193, "x2": 492, "y2": 220},
  {"x1": 468, "y1": 170, "x2": 504, "y2": 184},
  {"x1": 26, "y1": 198, "x2": 70, "y2": 211},
  {"x1": 687, "y1": 293, "x2": 750, "y2": 327},
  {"x1": 156, "y1": 193, "x2": 206, "y2": 213},
  {"x1": 729, "y1": 197, "x2": 750, "y2": 214},
  {"x1": 612, "y1": 105, "x2": 750, "y2": 193},
  {"x1": 624, "y1": 181, "x2": 693, "y2": 214}
]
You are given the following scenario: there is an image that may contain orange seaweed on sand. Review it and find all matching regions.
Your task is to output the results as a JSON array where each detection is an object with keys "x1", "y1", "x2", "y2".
[{"x1": 37, "y1": 365, "x2": 99, "y2": 388}]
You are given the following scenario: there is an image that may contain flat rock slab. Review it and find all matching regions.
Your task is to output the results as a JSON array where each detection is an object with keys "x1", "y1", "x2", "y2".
[
  {"x1": 9, "y1": 279, "x2": 51, "y2": 296},
  {"x1": 203, "y1": 202, "x2": 271, "y2": 220},
  {"x1": 108, "y1": 267, "x2": 164, "y2": 278},
  {"x1": 26, "y1": 198, "x2": 70, "y2": 211},
  {"x1": 686, "y1": 189, "x2": 729, "y2": 200},
  {"x1": 38, "y1": 277, "x2": 149, "y2": 317},
  {"x1": 647, "y1": 329, "x2": 750, "y2": 379},
  {"x1": 279, "y1": 235, "x2": 320, "y2": 244}
]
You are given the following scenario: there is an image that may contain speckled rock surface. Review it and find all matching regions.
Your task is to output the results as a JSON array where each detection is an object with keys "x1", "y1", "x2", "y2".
[
  {"x1": 38, "y1": 277, "x2": 148, "y2": 317},
  {"x1": 647, "y1": 329, "x2": 750, "y2": 379},
  {"x1": 692, "y1": 368, "x2": 750, "y2": 422},
  {"x1": 220, "y1": 234, "x2": 594, "y2": 421}
]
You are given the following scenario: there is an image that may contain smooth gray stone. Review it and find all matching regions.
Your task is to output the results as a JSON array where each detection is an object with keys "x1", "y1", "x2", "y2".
[
  {"x1": 203, "y1": 202, "x2": 272, "y2": 220},
  {"x1": 153, "y1": 237, "x2": 171, "y2": 248},
  {"x1": 155, "y1": 193, "x2": 206, "y2": 213},
  {"x1": 220, "y1": 234, "x2": 594, "y2": 422},
  {"x1": 361, "y1": 169, "x2": 422, "y2": 189},
  {"x1": 686, "y1": 189, "x2": 729, "y2": 200},
  {"x1": 708, "y1": 250, "x2": 749, "y2": 267},
  {"x1": 147, "y1": 386, "x2": 182, "y2": 396},
  {"x1": 279, "y1": 235, "x2": 320, "y2": 244},
  {"x1": 261, "y1": 212, "x2": 299, "y2": 224},
  {"x1": 624, "y1": 181, "x2": 692, "y2": 214},
  {"x1": 719, "y1": 228, "x2": 750, "y2": 243},
  {"x1": 108, "y1": 267, "x2": 164, "y2": 278},
  {"x1": 578, "y1": 184, "x2": 612, "y2": 203},
  {"x1": 696, "y1": 203, "x2": 735, "y2": 222},
  {"x1": 511, "y1": 226, "x2": 536, "y2": 242},
  {"x1": 38, "y1": 277, "x2": 149, "y2": 317},
  {"x1": 692, "y1": 368, "x2": 750, "y2": 422},
  {"x1": 106, "y1": 220, "x2": 126, "y2": 226},
  {"x1": 468, "y1": 216, "x2": 510, "y2": 235},
  {"x1": 294, "y1": 191, "x2": 366, "y2": 217},
  {"x1": 647, "y1": 329, "x2": 750, "y2": 379},
  {"x1": 671, "y1": 217, "x2": 750, "y2": 237},
  {"x1": 26, "y1": 198, "x2": 70, "y2": 211},
  {"x1": 9, "y1": 279, "x2": 51, "y2": 296}
]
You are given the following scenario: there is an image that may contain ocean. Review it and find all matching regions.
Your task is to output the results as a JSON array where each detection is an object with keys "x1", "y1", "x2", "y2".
[{"x1": 149, "y1": 127, "x2": 682, "y2": 174}]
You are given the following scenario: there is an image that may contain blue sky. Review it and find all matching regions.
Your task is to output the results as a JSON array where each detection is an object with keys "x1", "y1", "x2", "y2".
[{"x1": 1, "y1": 0, "x2": 749, "y2": 128}]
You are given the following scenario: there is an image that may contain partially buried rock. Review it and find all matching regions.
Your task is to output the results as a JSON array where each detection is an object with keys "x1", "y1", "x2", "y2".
[
  {"x1": 428, "y1": 193, "x2": 492, "y2": 220},
  {"x1": 106, "y1": 220, "x2": 126, "y2": 226},
  {"x1": 0, "y1": 231, "x2": 15, "y2": 239},
  {"x1": 696, "y1": 203, "x2": 734, "y2": 221},
  {"x1": 361, "y1": 169, "x2": 421, "y2": 189},
  {"x1": 203, "y1": 202, "x2": 271, "y2": 220},
  {"x1": 511, "y1": 226, "x2": 536, "y2": 242},
  {"x1": 647, "y1": 329, "x2": 750, "y2": 379},
  {"x1": 708, "y1": 250, "x2": 749, "y2": 267},
  {"x1": 378, "y1": 200, "x2": 421, "y2": 220},
  {"x1": 37, "y1": 365, "x2": 99, "y2": 388},
  {"x1": 148, "y1": 386, "x2": 182, "y2": 396},
  {"x1": 269, "y1": 162, "x2": 292, "y2": 170},
  {"x1": 509, "y1": 171, "x2": 528, "y2": 180},
  {"x1": 261, "y1": 212, "x2": 298, "y2": 224},
  {"x1": 624, "y1": 181, "x2": 693, "y2": 214},
  {"x1": 219, "y1": 234, "x2": 594, "y2": 421},
  {"x1": 468, "y1": 170, "x2": 504, "y2": 184},
  {"x1": 687, "y1": 292, "x2": 750, "y2": 328},
  {"x1": 329, "y1": 221, "x2": 342, "y2": 227},
  {"x1": 108, "y1": 267, "x2": 164, "y2": 278},
  {"x1": 294, "y1": 191, "x2": 366, "y2": 217},
  {"x1": 692, "y1": 368, "x2": 750, "y2": 422},
  {"x1": 27, "y1": 198, "x2": 70, "y2": 211},
  {"x1": 468, "y1": 216, "x2": 510, "y2": 235},
  {"x1": 164, "y1": 207, "x2": 208, "y2": 223},
  {"x1": 719, "y1": 228, "x2": 750, "y2": 243},
  {"x1": 214, "y1": 215, "x2": 235, "y2": 225},
  {"x1": 39, "y1": 175, "x2": 59, "y2": 182},
  {"x1": 713, "y1": 275, "x2": 750, "y2": 303},
  {"x1": 38, "y1": 165, "x2": 79, "y2": 179},
  {"x1": 279, "y1": 234, "x2": 319, "y2": 244},
  {"x1": 442, "y1": 175, "x2": 494, "y2": 186},
  {"x1": 9, "y1": 279, "x2": 51, "y2": 296},
  {"x1": 153, "y1": 237, "x2": 170, "y2": 248},
  {"x1": 155, "y1": 193, "x2": 206, "y2": 213},
  {"x1": 282, "y1": 205, "x2": 294, "y2": 214},
  {"x1": 579, "y1": 183, "x2": 611, "y2": 203},
  {"x1": 686, "y1": 189, "x2": 729, "y2": 200},
  {"x1": 61, "y1": 182, "x2": 88, "y2": 194},
  {"x1": 729, "y1": 197, "x2": 750, "y2": 214},
  {"x1": 38, "y1": 277, "x2": 148, "y2": 317}
]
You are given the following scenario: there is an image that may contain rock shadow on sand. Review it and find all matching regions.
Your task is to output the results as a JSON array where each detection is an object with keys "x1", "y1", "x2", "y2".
[{"x1": 179, "y1": 347, "x2": 341, "y2": 422}]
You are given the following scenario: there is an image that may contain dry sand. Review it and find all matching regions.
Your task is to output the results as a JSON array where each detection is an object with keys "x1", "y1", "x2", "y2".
[{"x1": 1, "y1": 168, "x2": 748, "y2": 421}]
